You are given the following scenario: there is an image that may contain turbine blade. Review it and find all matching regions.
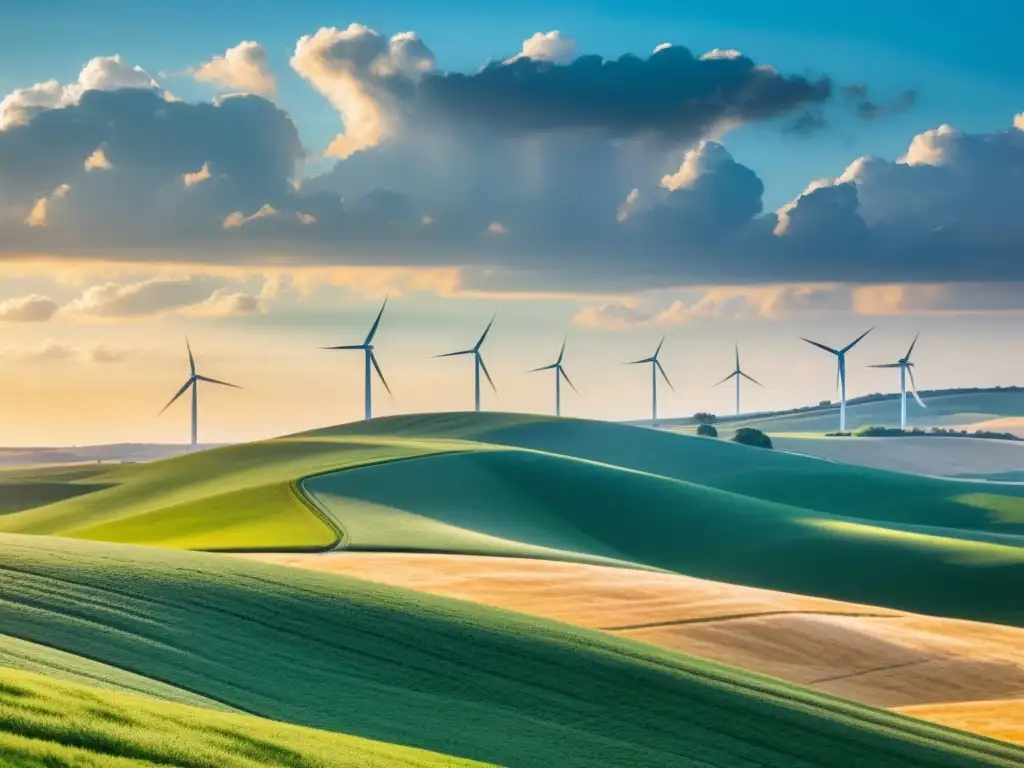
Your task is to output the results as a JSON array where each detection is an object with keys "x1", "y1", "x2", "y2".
[
  {"x1": 195, "y1": 374, "x2": 241, "y2": 389},
  {"x1": 867, "y1": 363, "x2": 902, "y2": 368},
  {"x1": 322, "y1": 344, "x2": 365, "y2": 350},
  {"x1": 740, "y1": 371, "x2": 764, "y2": 387},
  {"x1": 734, "y1": 343, "x2": 740, "y2": 372},
  {"x1": 529, "y1": 363, "x2": 559, "y2": 372},
  {"x1": 159, "y1": 378, "x2": 194, "y2": 415},
  {"x1": 653, "y1": 334, "x2": 666, "y2": 359},
  {"x1": 625, "y1": 356, "x2": 655, "y2": 365},
  {"x1": 434, "y1": 349, "x2": 474, "y2": 358},
  {"x1": 559, "y1": 366, "x2": 579, "y2": 394},
  {"x1": 474, "y1": 314, "x2": 496, "y2": 351},
  {"x1": 905, "y1": 332, "x2": 920, "y2": 361},
  {"x1": 364, "y1": 296, "x2": 388, "y2": 346},
  {"x1": 801, "y1": 337, "x2": 840, "y2": 356},
  {"x1": 556, "y1": 335, "x2": 567, "y2": 365},
  {"x1": 369, "y1": 352, "x2": 392, "y2": 397},
  {"x1": 908, "y1": 367, "x2": 926, "y2": 408},
  {"x1": 656, "y1": 359, "x2": 675, "y2": 392},
  {"x1": 478, "y1": 354, "x2": 496, "y2": 392},
  {"x1": 841, "y1": 326, "x2": 875, "y2": 354},
  {"x1": 713, "y1": 371, "x2": 739, "y2": 387},
  {"x1": 186, "y1": 336, "x2": 196, "y2": 376}
]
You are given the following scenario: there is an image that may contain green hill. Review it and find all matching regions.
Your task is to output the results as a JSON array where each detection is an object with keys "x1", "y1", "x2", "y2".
[
  {"x1": 1, "y1": 534, "x2": 1021, "y2": 768},
  {"x1": 679, "y1": 389, "x2": 1024, "y2": 434},
  {"x1": 0, "y1": 666, "x2": 487, "y2": 767},
  {"x1": 2, "y1": 412, "x2": 1022, "y2": 623}
]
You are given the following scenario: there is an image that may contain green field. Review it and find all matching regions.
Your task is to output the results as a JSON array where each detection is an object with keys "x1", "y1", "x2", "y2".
[
  {"x1": 1, "y1": 534, "x2": 1021, "y2": 768},
  {"x1": 0, "y1": 666, "x2": 488, "y2": 767},
  {"x1": 2, "y1": 412, "x2": 1023, "y2": 624},
  {"x1": 672, "y1": 389, "x2": 1024, "y2": 434}
]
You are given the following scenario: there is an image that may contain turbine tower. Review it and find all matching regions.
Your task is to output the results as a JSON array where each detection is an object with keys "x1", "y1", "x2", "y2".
[
  {"x1": 626, "y1": 335, "x2": 674, "y2": 424},
  {"x1": 436, "y1": 315, "x2": 496, "y2": 412},
  {"x1": 801, "y1": 327, "x2": 874, "y2": 432},
  {"x1": 529, "y1": 335, "x2": 577, "y2": 417},
  {"x1": 322, "y1": 298, "x2": 392, "y2": 421},
  {"x1": 713, "y1": 344, "x2": 763, "y2": 415},
  {"x1": 160, "y1": 337, "x2": 241, "y2": 451},
  {"x1": 868, "y1": 333, "x2": 926, "y2": 430}
]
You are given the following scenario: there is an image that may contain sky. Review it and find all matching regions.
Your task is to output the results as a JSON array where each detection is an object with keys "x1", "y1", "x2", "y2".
[{"x1": 0, "y1": 1, "x2": 1021, "y2": 446}]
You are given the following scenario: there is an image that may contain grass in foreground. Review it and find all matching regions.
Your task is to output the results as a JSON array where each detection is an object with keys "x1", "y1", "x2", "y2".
[
  {"x1": 1, "y1": 534, "x2": 1022, "y2": 768},
  {"x1": 0, "y1": 666, "x2": 486, "y2": 767}
]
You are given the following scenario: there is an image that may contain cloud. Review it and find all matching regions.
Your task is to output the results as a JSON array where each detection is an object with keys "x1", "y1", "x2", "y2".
[
  {"x1": 84, "y1": 148, "x2": 112, "y2": 171},
  {"x1": 0, "y1": 294, "x2": 60, "y2": 322},
  {"x1": 65, "y1": 275, "x2": 235, "y2": 317},
  {"x1": 5, "y1": 340, "x2": 77, "y2": 361},
  {"x1": 24, "y1": 183, "x2": 70, "y2": 227},
  {"x1": 290, "y1": 24, "x2": 436, "y2": 159},
  {"x1": 188, "y1": 288, "x2": 264, "y2": 316},
  {"x1": 843, "y1": 83, "x2": 916, "y2": 120},
  {"x1": 90, "y1": 344, "x2": 129, "y2": 363},
  {"x1": 193, "y1": 41, "x2": 277, "y2": 98},
  {"x1": 573, "y1": 291, "x2": 760, "y2": 330},
  {"x1": 853, "y1": 283, "x2": 1024, "y2": 314},
  {"x1": 487, "y1": 221, "x2": 508, "y2": 235},
  {"x1": 0, "y1": 55, "x2": 158, "y2": 129},
  {"x1": 0, "y1": 33, "x2": 1019, "y2": 297},
  {"x1": 506, "y1": 31, "x2": 577, "y2": 64}
]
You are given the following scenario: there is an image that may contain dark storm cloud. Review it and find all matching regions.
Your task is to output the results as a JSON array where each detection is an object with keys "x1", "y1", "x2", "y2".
[{"x1": 414, "y1": 46, "x2": 832, "y2": 141}]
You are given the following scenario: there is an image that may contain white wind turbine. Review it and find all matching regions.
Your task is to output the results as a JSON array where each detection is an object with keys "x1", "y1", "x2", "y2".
[
  {"x1": 435, "y1": 315, "x2": 496, "y2": 412},
  {"x1": 713, "y1": 343, "x2": 763, "y2": 415},
  {"x1": 868, "y1": 333, "x2": 927, "y2": 430},
  {"x1": 626, "y1": 335, "x2": 674, "y2": 424},
  {"x1": 160, "y1": 338, "x2": 241, "y2": 451},
  {"x1": 322, "y1": 298, "x2": 392, "y2": 421},
  {"x1": 801, "y1": 327, "x2": 874, "y2": 432},
  {"x1": 529, "y1": 335, "x2": 577, "y2": 417}
]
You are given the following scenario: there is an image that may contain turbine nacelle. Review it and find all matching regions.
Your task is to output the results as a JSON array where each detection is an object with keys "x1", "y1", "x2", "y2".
[{"x1": 322, "y1": 298, "x2": 392, "y2": 420}]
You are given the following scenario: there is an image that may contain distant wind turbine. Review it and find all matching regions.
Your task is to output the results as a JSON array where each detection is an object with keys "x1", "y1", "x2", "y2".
[
  {"x1": 159, "y1": 337, "x2": 240, "y2": 451},
  {"x1": 529, "y1": 335, "x2": 577, "y2": 417},
  {"x1": 435, "y1": 315, "x2": 496, "y2": 412},
  {"x1": 713, "y1": 344, "x2": 763, "y2": 415},
  {"x1": 801, "y1": 327, "x2": 874, "y2": 432},
  {"x1": 626, "y1": 335, "x2": 674, "y2": 424},
  {"x1": 868, "y1": 333, "x2": 926, "y2": 430},
  {"x1": 322, "y1": 298, "x2": 392, "y2": 421}
]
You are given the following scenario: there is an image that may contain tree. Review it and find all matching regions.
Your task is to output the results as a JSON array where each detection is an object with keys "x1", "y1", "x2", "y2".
[
  {"x1": 694, "y1": 412, "x2": 717, "y2": 424},
  {"x1": 696, "y1": 424, "x2": 718, "y2": 438},
  {"x1": 732, "y1": 427, "x2": 772, "y2": 449}
]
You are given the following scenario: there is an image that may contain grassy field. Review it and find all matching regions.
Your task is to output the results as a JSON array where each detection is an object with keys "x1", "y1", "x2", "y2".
[
  {"x1": 702, "y1": 390, "x2": 1024, "y2": 434},
  {"x1": 0, "y1": 434, "x2": 472, "y2": 550},
  {"x1": 0, "y1": 666, "x2": 488, "y2": 767},
  {"x1": 248, "y1": 553, "x2": 1024, "y2": 713},
  {"x1": 2, "y1": 412, "x2": 1023, "y2": 624},
  {"x1": 2, "y1": 534, "x2": 1022, "y2": 768}
]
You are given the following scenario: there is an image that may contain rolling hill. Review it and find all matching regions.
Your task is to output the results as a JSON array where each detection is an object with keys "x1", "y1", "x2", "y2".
[
  {"x1": 1, "y1": 534, "x2": 1021, "y2": 768},
  {"x1": 0, "y1": 666, "x2": 488, "y2": 767},
  {"x1": 2, "y1": 412, "x2": 1023, "y2": 625}
]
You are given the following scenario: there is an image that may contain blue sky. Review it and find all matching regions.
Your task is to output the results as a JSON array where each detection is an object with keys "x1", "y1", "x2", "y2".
[{"x1": 0, "y1": 1, "x2": 1021, "y2": 444}]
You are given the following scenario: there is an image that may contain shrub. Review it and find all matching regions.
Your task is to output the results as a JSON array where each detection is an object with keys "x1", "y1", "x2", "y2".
[
  {"x1": 694, "y1": 412, "x2": 717, "y2": 424},
  {"x1": 696, "y1": 424, "x2": 718, "y2": 438},
  {"x1": 731, "y1": 428, "x2": 772, "y2": 449}
]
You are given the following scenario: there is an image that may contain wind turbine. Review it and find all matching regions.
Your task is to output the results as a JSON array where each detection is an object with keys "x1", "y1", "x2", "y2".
[
  {"x1": 160, "y1": 338, "x2": 240, "y2": 451},
  {"x1": 713, "y1": 344, "x2": 763, "y2": 415},
  {"x1": 436, "y1": 315, "x2": 496, "y2": 412},
  {"x1": 529, "y1": 335, "x2": 577, "y2": 417},
  {"x1": 801, "y1": 327, "x2": 874, "y2": 432},
  {"x1": 322, "y1": 298, "x2": 392, "y2": 420},
  {"x1": 626, "y1": 335, "x2": 674, "y2": 424},
  {"x1": 868, "y1": 333, "x2": 926, "y2": 430}
]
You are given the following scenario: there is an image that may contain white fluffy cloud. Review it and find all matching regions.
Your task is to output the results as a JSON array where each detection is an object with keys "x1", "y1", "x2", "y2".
[
  {"x1": 62, "y1": 275, "x2": 268, "y2": 318},
  {"x1": 0, "y1": 294, "x2": 60, "y2": 322},
  {"x1": 24, "y1": 184, "x2": 70, "y2": 228},
  {"x1": 291, "y1": 24, "x2": 435, "y2": 158},
  {"x1": 506, "y1": 31, "x2": 577, "y2": 64},
  {"x1": 193, "y1": 41, "x2": 277, "y2": 97},
  {"x1": 0, "y1": 55, "x2": 158, "y2": 129}
]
